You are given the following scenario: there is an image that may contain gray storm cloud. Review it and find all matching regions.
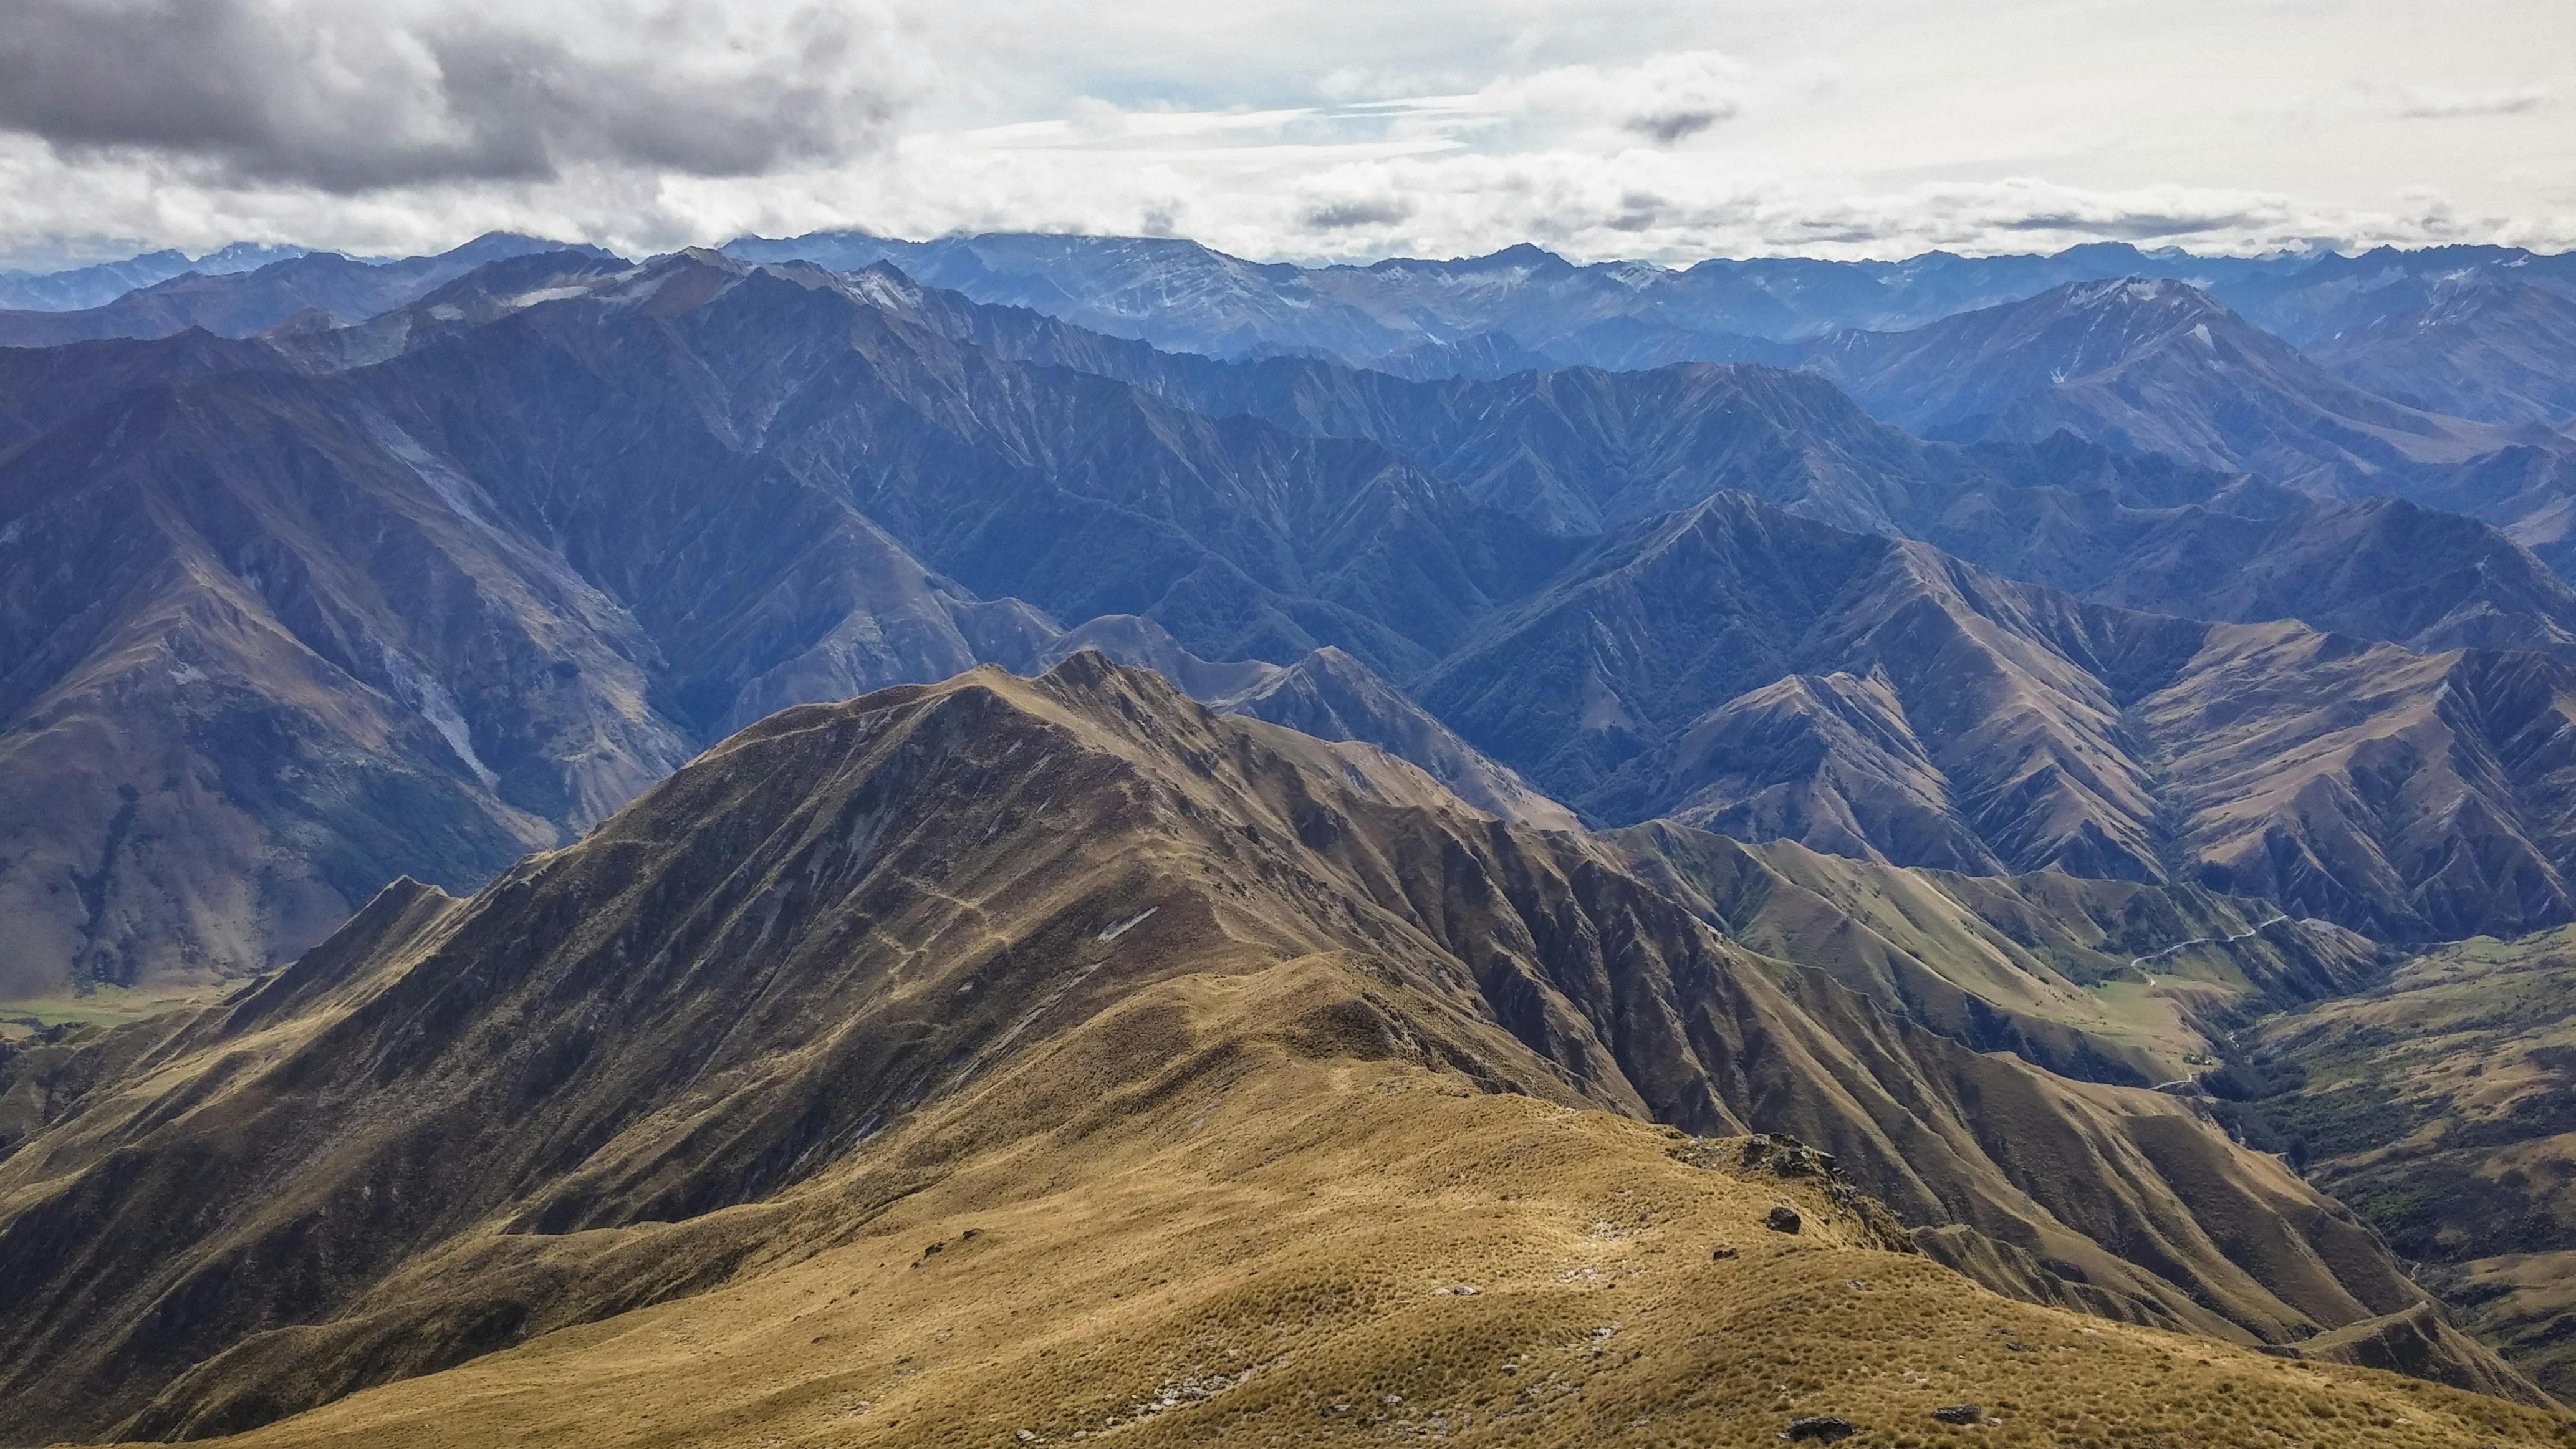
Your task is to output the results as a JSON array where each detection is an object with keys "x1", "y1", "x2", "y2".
[
  {"x1": 1302, "y1": 196, "x2": 1413, "y2": 230},
  {"x1": 1622, "y1": 105, "x2": 1731, "y2": 143},
  {"x1": 0, "y1": 0, "x2": 903, "y2": 191}
]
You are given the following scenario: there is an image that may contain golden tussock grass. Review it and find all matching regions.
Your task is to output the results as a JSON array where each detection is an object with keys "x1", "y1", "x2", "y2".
[{"x1": 194, "y1": 960, "x2": 2566, "y2": 1449}]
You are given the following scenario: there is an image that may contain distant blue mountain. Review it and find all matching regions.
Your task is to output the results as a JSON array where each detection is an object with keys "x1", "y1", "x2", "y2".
[
  {"x1": 0, "y1": 233, "x2": 612, "y2": 347},
  {"x1": 722, "y1": 229, "x2": 2313, "y2": 361},
  {"x1": 0, "y1": 242, "x2": 309, "y2": 311},
  {"x1": 721, "y1": 229, "x2": 2576, "y2": 373}
]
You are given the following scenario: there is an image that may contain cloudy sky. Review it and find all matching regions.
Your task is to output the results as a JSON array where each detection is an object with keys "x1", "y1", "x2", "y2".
[{"x1": 1, "y1": 0, "x2": 2569, "y2": 268}]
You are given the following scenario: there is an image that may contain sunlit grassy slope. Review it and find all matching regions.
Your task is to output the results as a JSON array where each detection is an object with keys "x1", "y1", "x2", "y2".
[
  {"x1": 2256, "y1": 925, "x2": 2576, "y2": 1400},
  {"x1": 0, "y1": 979, "x2": 242, "y2": 1037},
  {"x1": 204, "y1": 960, "x2": 2564, "y2": 1449}
]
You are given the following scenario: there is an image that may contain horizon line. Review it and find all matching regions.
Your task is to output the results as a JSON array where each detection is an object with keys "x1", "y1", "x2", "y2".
[{"x1": 10, "y1": 226, "x2": 2572, "y2": 280}]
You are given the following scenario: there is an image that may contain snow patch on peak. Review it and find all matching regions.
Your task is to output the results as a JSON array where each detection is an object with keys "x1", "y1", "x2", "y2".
[
  {"x1": 502, "y1": 284, "x2": 598, "y2": 310},
  {"x1": 841, "y1": 268, "x2": 920, "y2": 312},
  {"x1": 600, "y1": 267, "x2": 676, "y2": 306}
]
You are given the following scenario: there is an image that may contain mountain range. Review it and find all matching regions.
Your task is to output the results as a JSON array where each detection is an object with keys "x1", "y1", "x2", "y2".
[
  {"x1": 9, "y1": 246, "x2": 2576, "y2": 1001},
  {"x1": 30, "y1": 229, "x2": 2570, "y2": 434},
  {"x1": 1, "y1": 657, "x2": 2547, "y2": 1445},
  {"x1": 719, "y1": 229, "x2": 2576, "y2": 361},
  {"x1": 0, "y1": 234, "x2": 607, "y2": 350},
  {"x1": 7, "y1": 228, "x2": 2576, "y2": 1436},
  {"x1": 1783, "y1": 277, "x2": 2526, "y2": 494},
  {"x1": 0, "y1": 243, "x2": 308, "y2": 313},
  {"x1": 2311, "y1": 274, "x2": 2576, "y2": 433}
]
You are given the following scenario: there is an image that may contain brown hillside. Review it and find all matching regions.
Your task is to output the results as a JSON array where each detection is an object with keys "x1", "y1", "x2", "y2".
[
  {"x1": 0, "y1": 656, "x2": 2544, "y2": 1443},
  {"x1": 1612, "y1": 824, "x2": 2377, "y2": 1086},
  {"x1": 199, "y1": 1005, "x2": 2565, "y2": 1449}
]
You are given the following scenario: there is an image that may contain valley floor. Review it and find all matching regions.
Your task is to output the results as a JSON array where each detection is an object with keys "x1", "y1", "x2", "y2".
[{"x1": 0, "y1": 981, "x2": 240, "y2": 1041}]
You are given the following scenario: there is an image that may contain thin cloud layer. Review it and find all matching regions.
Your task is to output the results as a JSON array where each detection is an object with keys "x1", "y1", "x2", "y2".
[
  {"x1": 2393, "y1": 85, "x2": 2553, "y2": 120},
  {"x1": 0, "y1": 0, "x2": 906, "y2": 191},
  {"x1": 1425, "y1": 49, "x2": 1754, "y2": 145}
]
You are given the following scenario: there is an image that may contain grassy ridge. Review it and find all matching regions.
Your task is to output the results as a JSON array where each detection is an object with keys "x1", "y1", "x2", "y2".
[{"x1": 212, "y1": 965, "x2": 2569, "y2": 1449}]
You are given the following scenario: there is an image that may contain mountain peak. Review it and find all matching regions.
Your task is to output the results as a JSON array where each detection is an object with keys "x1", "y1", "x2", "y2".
[
  {"x1": 2050, "y1": 241, "x2": 2155, "y2": 266},
  {"x1": 1458, "y1": 241, "x2": 1573, "y2": 272},
  {"x1": 1034, "y1": 643, "x2": 1132, "y2": 694}
]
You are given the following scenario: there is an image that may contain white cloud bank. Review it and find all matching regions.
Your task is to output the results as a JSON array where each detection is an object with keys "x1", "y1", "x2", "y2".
[{"x1": 0, "y1": 0, "x2": 2569, "y2": 268}]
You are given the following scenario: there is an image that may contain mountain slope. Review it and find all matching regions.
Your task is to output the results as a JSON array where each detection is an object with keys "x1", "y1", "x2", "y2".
[
  {"x1": 2311, "y1": 276, "x2": 2576, "y2": 433},
  {"x1": 0, "y1": 327, "x2": 289, "y2": 451},
  {"x1": 1794, "y1": 279, "x2": 2520, "y2": 495},
  {"x1": 1923, "y1": 490, "x2": 2576, "y2": 661},
  {"x1": 0, "y1": 655, "x2": 2540, "y2": 1444},
  {"x1": 357, "y1": 252, "x2": 1569, "y2": 678},
  {"x1": 1044, "y1": 614, "x2": 1579, "y2": 830},
  {"x1": 1424, "y1": 493, "x2": 2194, "y2": 869},
  {"x1": 1602, "y1": 667, "x2": 2004, "y2": 873},
  {"x1": 1612, "y1": 822, "x2": 2377, "y2": 1087},
  {"x1": 848, "y1": 262, "x2": 2078, "y2": 538},
  {"x1": 1430, "y1": 491, "x2": 2576, "y2": 941},
  {"x1": 2214, "y1": 244, "x2": 2576, "y2": 351},
  {"x1": 2244, "y1": 924, "x2": 2576, "y2": 1398},
  {"x1": 115, "y1": 1057, "x2": 2564, "y2": 1449},
  {"x1": 0, "y1": 370, "x2": 696, "y2": 996},
  {"x1": 860, "y1": 261, "x2": 2576, "y2": 658},
  {"x1": 360, "y1": 253, "x2": 2576, "y2": 663},
  {"x1": 0, "y1": 253, "x2": 1569, "y2": 993},
  {"x1": 2416, "y1": 446, "x2": 2576, "y2": 581}
]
